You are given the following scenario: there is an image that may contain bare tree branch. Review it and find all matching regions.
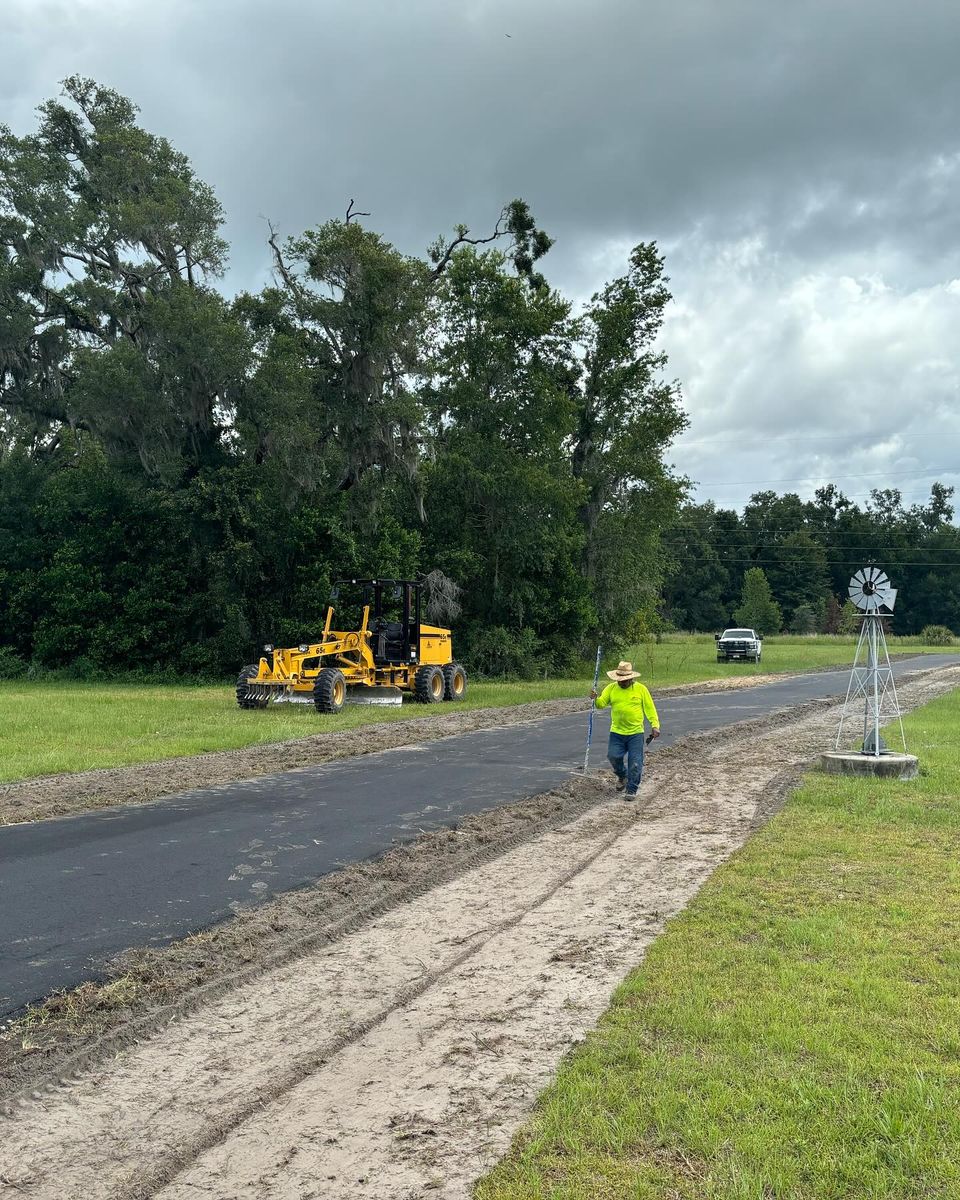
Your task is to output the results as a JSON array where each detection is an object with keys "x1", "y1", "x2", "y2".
[
  {"x1": 429, "y1": 211, "x2": 508, "y2": 278},
  {"x1": 266, "y1": 220, "x2": 345, "y2": 358},
  {"x1": 267, "y1": 221, "x2": 307, "y2": 299},
  {"x1": 345, "y1": 198, "x2": 370, "y2": 225}
]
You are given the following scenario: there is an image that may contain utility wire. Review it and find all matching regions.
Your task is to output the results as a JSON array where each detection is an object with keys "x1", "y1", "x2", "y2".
[
  {"x1": 687, "y1": 466, "x2": 958, "y2": 487},
  {"x1": 674, "y1": 431, "x2": 960, "y2": 447},
  {"x1": 658, "y1": 556, "x2": 957, "y2": 567},
  {"x1": 658, "y1": 541, "x2": 960, "y2": 553}
]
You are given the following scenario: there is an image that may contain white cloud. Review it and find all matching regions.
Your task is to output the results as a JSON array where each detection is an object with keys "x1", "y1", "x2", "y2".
[
  {"x1": 661, "y1": 231, "x2": 960, "y2": 509},
  {"x1": 3, "y1": 0, "x2": 960, "y2": 515}
]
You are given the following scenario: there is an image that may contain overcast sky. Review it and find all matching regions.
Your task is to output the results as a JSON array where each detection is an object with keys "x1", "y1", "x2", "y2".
[{"x1": 4, "y1": 0, "x2": 960, "y2": 512}]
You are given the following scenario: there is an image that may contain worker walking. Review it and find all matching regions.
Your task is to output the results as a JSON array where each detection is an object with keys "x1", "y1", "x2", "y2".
[{"x1": 590, "y1": 660, "x2": 661, "y2": 800}]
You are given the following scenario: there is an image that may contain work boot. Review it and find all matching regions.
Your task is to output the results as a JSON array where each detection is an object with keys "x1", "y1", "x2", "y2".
[
  {"x1": 623, "y1": 791, "x2": 638, "y2": 802},
  {"x1": 613, "y1": 776, "x2": 626, "y2": 791}
]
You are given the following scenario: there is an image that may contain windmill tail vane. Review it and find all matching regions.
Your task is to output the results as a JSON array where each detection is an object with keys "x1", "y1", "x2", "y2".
[{"x1": 836, "y1": 567, "x2": 906, "y2": 757}]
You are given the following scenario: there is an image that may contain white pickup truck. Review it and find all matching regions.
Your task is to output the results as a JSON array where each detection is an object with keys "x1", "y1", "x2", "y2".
[{"x1": 715, "y1": 628, "x2": 762, "y2": 663}]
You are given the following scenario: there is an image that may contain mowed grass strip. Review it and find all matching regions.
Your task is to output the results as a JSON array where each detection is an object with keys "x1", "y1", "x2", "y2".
[
  {"x1": 0, "y1": 635, "x2": 942, "y2": 783},
  {"x1": 610, "y1": 633, "x2": 941, "y2": 689},
  {"x1": 477, "y1": 689, "x2": 960, "y2": 1200},
  {"x1": 0, "y1": 677, "x2": 584, "y2": 783}
]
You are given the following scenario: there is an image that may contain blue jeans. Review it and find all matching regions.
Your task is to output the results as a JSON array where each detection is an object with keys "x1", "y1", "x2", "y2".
[{"x1": 608, "y1": 731, "x2": 645, "y2": 795}]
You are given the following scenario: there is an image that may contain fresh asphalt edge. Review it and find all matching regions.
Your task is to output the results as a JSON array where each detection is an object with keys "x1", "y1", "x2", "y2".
[
  {"x1": 112, "y1": 763, "x2": 696, "y2": 1199},
  {"x1": 19, "y1": 698, "x2": 859, "y2": 1200},
  {"x1": 1, "y1": 659, "x2": 951, "y2": 1119},
  {"x1": 0, "y1": 692, "x2": 842, "y2": 1114},
  {"x1": 0, "y1": 651, "x2": 931, "y2": 827}
]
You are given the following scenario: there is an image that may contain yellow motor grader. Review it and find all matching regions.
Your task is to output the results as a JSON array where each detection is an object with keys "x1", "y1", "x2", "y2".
[{"x1": 236, "y1": 578, "x2": 467, "y2": 714}]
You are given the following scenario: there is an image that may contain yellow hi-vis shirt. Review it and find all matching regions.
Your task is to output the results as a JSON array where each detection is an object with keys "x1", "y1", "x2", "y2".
[{"x1": 595, "y1": 681, "x2": 660, "y2": 736}]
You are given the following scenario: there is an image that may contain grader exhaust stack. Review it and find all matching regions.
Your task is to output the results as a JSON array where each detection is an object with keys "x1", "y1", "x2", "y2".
[{"x1": 236, "y1": 579, "x2": 467, "y2": 714}]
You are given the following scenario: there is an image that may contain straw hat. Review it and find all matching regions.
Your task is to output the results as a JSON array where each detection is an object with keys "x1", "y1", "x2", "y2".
[{"x1": 606, "y1": 660, "x2": 641, "y2": 682}]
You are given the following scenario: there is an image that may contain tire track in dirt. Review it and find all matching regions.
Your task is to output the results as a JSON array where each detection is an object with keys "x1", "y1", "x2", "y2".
[
  {"x1": 0, "y1": 667, "x2": 956, "y2": 1200},
  {"x1": 0, "y1": 693, "x2": 847, "y2": 1098}
]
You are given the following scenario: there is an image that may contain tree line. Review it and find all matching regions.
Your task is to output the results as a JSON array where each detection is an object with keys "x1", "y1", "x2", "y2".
[
  {"x1": 661, "y1": 484, "x2": 960, "y2": 637},
  {"x1": 2, "y1": 80, "x2": 955, "y2": 682},
  {"x1": 0, "y1": 78, "x2": 685, "y2": 679}
]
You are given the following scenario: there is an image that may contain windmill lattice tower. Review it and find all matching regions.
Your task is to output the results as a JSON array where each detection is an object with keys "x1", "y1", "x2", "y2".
[{"x1": 835, "y1": 567, "x2": 906, "y2": 757}]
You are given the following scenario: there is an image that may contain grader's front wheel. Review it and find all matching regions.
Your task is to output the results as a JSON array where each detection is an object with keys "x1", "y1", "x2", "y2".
[
  {"x1": 314, "y1": 668, "x2": 347, "y2": 714},
  {"x1": 414, "y1": 665, "x2": 445, "y2": 703},
  {"x1": 236, "y1": 665, "x2": 268, "y2": 710},
  {"x1": 443, "y1": 663, "x2": 467, "y2": 701}
]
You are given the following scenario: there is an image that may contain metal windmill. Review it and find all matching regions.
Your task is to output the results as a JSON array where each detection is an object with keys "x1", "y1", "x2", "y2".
[{"x1": 835, "y1": 567, "x2": 906, "y2": 756}]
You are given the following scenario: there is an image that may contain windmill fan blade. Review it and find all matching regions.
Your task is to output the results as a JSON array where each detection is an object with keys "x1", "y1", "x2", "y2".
[{"x1": 847, "y1": 567, "x2": 898, "y2": 612}]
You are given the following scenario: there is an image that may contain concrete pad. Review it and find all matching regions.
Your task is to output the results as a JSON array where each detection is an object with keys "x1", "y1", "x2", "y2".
[{"x1": 820, "y1": 751, "x2": 919, "y2": 780}]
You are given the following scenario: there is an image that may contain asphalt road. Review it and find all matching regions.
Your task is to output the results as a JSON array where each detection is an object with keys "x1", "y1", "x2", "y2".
[{"x1": 2, "y1": 655, "x2": 957, "y2": 1018}]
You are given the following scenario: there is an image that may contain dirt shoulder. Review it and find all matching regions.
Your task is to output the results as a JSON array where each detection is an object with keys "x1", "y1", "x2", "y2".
[
  {"x1": 0, "y1": 662, "x2": 912, "y2": 827},
  {"x1": 0, "y1": 690, "x2": 827, "y2": 1101},
  {"x1": 2, "y1": 666, "x2": 956, "y2": 1200}
]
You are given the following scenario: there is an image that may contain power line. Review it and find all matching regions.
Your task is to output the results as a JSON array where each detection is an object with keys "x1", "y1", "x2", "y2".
[
  {"x1": 687, "y1": 467, "x2": 958, "y2": 487},
  {"x1": 659, "y1": 541, "x2": 960, "y2": 553},
  {"x1": 674, "y1": 431, "x2": 960, "y2": 448},
  {"x1": 659, "y1": 525, "x2": 960, "y2": 539},
  {"x1": 658, "y1": 530, "x2": 960, "y2": 542},
  {"x1": 660, "y1": 555, "x2": 958, "y2": 567}
]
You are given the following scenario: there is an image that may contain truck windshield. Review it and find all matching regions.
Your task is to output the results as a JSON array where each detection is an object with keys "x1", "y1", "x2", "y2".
[{"x1": 723, "y1": 629, "x2": 754, "y2": 637}]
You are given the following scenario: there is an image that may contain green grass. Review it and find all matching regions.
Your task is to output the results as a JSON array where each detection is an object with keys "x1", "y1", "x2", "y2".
[
  {"x1": 0, "y1": 635, "x2": 945, "y2": 784},
  {"x1": 476, "y1": 689, "x2": 960, "y2": 1200},
  {"x1": 615, "y1": 633, "x2": 942, "y2": 689},
  {"x1": 0, "y1": 677, "x2": 587, "y2": 784}
]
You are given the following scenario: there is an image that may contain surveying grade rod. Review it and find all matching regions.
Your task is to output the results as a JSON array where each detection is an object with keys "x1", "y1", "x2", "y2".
[{"x1": 583, "y1": 644, "x2": 602, "y2": 773}]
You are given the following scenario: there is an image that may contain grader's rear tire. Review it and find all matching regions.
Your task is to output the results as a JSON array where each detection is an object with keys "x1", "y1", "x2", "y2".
[
  {"x1": 443, "y1": 662, "x2": 467, "y2": 701},
  {"x1": 236, "y1": 665, "x2": 268, "y2": 710},
  {"x1": 414, "y1": 665, "x2": 445, "y2": 703},
  {"x1": 314, "y1": 668, "x2": 347, "y2": 714}
]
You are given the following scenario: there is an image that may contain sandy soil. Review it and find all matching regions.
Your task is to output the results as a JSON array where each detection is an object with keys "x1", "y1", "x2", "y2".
[
  {"x1": 1, "y1": 665, "x2": 955, "y2": 1200},
  {"x1": 0, "y1": 670, "x2": 839, "y2": 826}
]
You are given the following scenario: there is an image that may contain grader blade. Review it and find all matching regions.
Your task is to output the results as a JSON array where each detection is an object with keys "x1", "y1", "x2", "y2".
[{"x1": 346, "y1": 686, "x2": 403, "y2": 706}]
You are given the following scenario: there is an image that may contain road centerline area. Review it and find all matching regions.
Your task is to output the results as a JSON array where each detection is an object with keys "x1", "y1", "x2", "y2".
[{"x1": 1, "y1": 656, "x2": 956, "y2": 1017}]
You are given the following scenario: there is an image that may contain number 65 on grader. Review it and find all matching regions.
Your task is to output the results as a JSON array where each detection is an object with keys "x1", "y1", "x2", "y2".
[{"x1": 236, "y1": 578, "x2": 467, "y2": 714}]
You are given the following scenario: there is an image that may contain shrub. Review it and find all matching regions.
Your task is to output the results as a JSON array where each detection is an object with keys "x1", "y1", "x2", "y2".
[
  {"x1": 627, "y1": 605, "x2": 673, "y2": 645},
  {"x1": 789, "y1": 605, "x2": 817, "y2": 635},
  {"x1": 838, "y1": 600, "x2": 862, "y2": 635},
  {"x1": 921, "y1": 624, "x2": 954, "y2": 646},
  {"x1": 465, "y1": 625, "x2": 549, "y2": 679},
  {"x1": 0, "y1": 646, "x2": 28, "y2": 679}
]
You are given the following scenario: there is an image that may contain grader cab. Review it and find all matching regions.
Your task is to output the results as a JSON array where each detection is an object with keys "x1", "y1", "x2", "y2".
[{"x1": 236, "y1": 578, "x2": 467, "y2": 714}]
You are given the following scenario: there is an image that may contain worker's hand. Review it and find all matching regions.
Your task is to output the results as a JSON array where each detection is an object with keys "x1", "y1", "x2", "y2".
[
  {"x1": 589, "y1": 688, "x2": 598, "y2": 700},
  {"x1": 651, "y1": 728, "x2": 661, "y2": 739}
]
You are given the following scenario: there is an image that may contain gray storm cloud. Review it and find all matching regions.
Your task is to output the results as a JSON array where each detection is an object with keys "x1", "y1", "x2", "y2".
[{"x1": 3, "y1": 0, "x2": 959, "y2": 507}]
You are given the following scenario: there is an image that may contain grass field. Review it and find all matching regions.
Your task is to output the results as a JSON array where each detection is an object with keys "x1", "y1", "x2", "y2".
[
  {"x1": 477, "y1": 687, "x2": 960, "y2": 1199},
  {"x1": 0, "y1": 635, "x2": 945, "y2": 783}
]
